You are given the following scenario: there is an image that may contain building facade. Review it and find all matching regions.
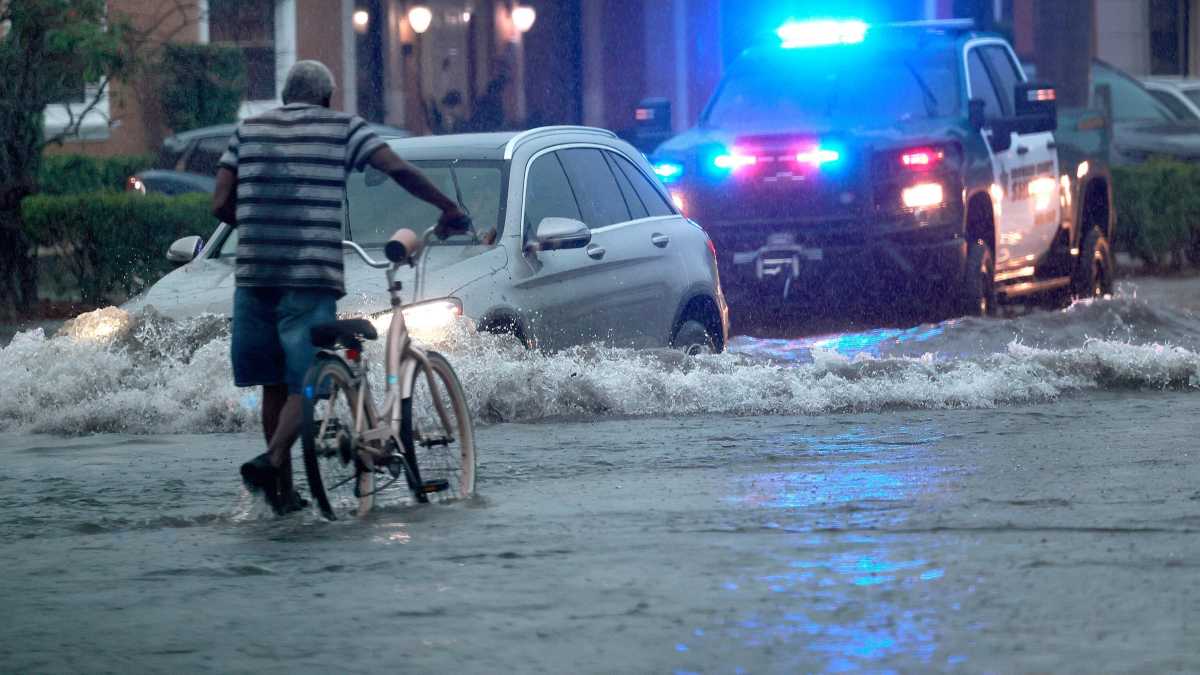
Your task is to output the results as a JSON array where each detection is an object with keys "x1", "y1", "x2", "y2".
[{"x1": 70, "y1": 0, "x2": 1149, "y2": 160}]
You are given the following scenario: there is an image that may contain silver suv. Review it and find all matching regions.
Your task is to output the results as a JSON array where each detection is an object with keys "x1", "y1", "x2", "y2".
[{"x1": 131, "y1": 127, "x2": 730, "y2": 352}]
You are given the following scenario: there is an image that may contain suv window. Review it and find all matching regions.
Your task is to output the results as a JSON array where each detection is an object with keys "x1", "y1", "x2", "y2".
[
  {"x1": 557, "y1": 148, "x2": 630, "y2": 228},
  {"x1": 604, "y1": 152, "x2": 648, "y2": 220},
  {"x1": 981, "y1": 46, "x2": 1023, "y2": 116},
  {"x1": 967, "y1": 49, "x2": 1005, "y2": 121},
  {"x1": 186, "y1": 136, "x2": 228, "y2": 175},
  {"x1": 524, "y1": 152, "x2": 582, "y2": 233},
  {"x1": 611, "y1": 154, "x2": 674, "y2": 217}
]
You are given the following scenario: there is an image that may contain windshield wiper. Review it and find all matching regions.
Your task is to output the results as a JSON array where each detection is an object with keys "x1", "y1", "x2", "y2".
[{"x1": 904, "y1": 62, "x2": 939, "y2": 116}]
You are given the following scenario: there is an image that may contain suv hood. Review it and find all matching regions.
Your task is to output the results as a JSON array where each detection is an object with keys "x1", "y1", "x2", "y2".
[{"x1": 126, "y1": 242, "x2": 507, "y2": 321}]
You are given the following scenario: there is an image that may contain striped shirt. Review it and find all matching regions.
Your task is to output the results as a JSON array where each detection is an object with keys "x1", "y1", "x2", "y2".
[{"x1": 218, "y1": 103, "x2": 387, "y2": 295}]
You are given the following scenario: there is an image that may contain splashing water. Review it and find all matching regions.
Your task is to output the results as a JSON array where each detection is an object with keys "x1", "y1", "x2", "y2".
[{"x1": 3, "y1": 294, "x2": 1200, "y2": 436}]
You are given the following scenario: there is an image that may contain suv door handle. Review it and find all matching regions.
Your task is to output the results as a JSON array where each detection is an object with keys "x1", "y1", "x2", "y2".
[
  {"x1": 586, "y1": 244, "x2": 606, "y2": 259},
  {"x1": 651, "y1": 233, "x2": 670, "y2": 248},
  {"x1": 1016, "y1": 145, "x2": 1030, "y2": 155}
]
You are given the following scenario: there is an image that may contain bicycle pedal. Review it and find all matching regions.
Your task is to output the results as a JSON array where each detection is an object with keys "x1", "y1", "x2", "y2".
[
  {"x1": 419, "y1": 436, "x2": 453, "y2": 448},
  {"x1": 420, "y1": 479, "x2": 450, "y2": 494},
  {"x1": 385, "y1": 456, "x2": 404, "y2": 479}
]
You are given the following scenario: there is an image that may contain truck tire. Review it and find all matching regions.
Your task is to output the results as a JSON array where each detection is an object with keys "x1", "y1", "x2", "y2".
[
  {"x1": 1074, "y1": 227, "x2": 1113, "y2": 299},
  {"x1": 957, "y1": 239, "x2": 996, "y2": 318}
]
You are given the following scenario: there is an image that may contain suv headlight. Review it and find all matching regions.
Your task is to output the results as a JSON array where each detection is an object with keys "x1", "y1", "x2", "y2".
[{"x1": 370, "y1": 298, "x2": 465, "y2": 340}]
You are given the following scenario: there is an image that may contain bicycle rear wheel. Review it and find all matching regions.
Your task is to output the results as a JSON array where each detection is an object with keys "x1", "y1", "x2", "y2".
[
  {"x1": 403, "y1": 351, "x2": 476, "y2": 503},
  {"x1": 301, "y1": 357, "x2": 373, "y2": 520}
]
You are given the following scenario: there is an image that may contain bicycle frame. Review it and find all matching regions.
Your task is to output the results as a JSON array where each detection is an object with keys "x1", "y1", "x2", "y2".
[{"x1": 339, "y1": 239, "x2": 457, "y2": 457}]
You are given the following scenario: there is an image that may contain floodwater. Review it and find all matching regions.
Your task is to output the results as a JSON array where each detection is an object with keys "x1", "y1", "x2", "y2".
[{"x1": 1, "y1": 278, "x2": 1198, "y2": 673}]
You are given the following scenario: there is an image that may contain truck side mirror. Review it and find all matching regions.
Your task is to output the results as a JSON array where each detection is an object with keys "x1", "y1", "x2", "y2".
[
  {"x1": 633, "y1": 97, "x2": 672, "y2": 154},
  {"x1": 1013, "y1": 82, "x2": 1058, "y2": 134}
]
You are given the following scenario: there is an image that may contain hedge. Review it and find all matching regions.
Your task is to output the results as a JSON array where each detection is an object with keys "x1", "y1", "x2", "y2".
[
  {"x1": 39, "y1": 154, "x2": 154, "y2": 195},
  {"x1": 1112, "y1": 160, "x2": 1200, "y2": 271},
  {"x1": 22, "y1": 192, "x2": 216, "y2": 304}
]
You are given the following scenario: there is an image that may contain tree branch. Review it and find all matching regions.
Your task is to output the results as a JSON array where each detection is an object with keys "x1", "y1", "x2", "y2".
[{"x1": 40, "y1": 76, "x2": 111, "y2": 150}]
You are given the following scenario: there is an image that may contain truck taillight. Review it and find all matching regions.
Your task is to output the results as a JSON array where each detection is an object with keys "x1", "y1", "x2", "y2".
[
  {"x1": 874, "y1": 143, "x2": 960, "y2": 181},
  {"x1": 901, "y1": 148, "x2": 944, "y2": 170}
]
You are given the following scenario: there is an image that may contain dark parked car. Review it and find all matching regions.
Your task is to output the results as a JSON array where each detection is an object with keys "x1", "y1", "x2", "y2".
[
  {"x1": 126, "y1": 122, "x2": 411, "y2": 196},
  {"x1": 1092, "y1": 60, "x2": 1200, "y2": 164}
]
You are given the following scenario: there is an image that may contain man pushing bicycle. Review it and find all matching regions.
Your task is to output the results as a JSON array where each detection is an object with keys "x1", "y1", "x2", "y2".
[{"x1": 212, "y1": 60, "x2": 469, "y2": 514}]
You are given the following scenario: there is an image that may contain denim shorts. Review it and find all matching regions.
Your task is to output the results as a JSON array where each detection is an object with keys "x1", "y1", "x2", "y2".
[{"x1": 231, "y1": 287, "x2": 338, "y2": 394}]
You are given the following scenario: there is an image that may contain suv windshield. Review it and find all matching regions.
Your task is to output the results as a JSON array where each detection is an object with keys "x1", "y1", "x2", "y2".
[
  {"x1": 704, "y1": 48, "x2": 961, "y2": 129},
  {"x1": 347, "y1": 160, "x2": 506, "y2": 246}
]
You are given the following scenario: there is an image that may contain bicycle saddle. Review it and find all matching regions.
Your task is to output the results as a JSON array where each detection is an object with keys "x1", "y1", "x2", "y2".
[{"x1": 310, "y1": 319, "x2": 379, "y2": 349}]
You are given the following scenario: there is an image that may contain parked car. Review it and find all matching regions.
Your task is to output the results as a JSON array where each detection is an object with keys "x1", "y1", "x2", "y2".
[
  {"x1": 1089, "y1": 61, "x2": 1200, "y2": 163},
  {"x1": 126, "y1": 122, "x2": 411, "y2": 196},
  {"x1": 126, "y1": 127, "x2": 730, "y2": 353},
  {"x1": 1141, "y1": 77, "x2": 1200, "y2": 121},
  {"x1": 644, "y1": 19, "x2": 1115, "y2": 322}
]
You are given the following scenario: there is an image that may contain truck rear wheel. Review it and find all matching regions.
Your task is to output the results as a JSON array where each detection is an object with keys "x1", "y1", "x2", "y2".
[
  {"x1": 1074, "y1": 227, "x2": 1113, "y2": 299},
  {"x1": 957, "y1": 239, "x2": 996, "y2": 318}
]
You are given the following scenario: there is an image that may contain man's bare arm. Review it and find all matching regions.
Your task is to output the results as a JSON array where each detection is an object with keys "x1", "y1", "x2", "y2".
[
  {"x1": 212, "y1": 167, "x2": 238, "y2": 225},
  {"x1": 367, "y1": 146, "x2": 462, "y2": 215}
]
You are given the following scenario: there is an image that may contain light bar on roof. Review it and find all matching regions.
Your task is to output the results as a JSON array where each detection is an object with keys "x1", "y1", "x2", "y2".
[{"x1": 776, "y1": 19, "x2": 868, "y2": 48}]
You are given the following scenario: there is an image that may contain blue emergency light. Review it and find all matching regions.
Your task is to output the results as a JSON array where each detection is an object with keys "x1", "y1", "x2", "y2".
[
  {"x1": 653, "y1": 162, "x2": 684, "y2": 182},
  {"x1": 776, "y1": 19, "x2": 868, "y2": 48}
]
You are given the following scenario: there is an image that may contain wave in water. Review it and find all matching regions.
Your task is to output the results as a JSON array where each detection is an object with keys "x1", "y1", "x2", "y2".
[{"x1": 1, "y1": 298, "x2": 1198, "y2": 435}]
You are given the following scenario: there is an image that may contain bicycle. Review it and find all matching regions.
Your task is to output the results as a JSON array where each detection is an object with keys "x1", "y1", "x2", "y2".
[{"x1": 300, "y1": 227, "x2": 476, "y2": 520}]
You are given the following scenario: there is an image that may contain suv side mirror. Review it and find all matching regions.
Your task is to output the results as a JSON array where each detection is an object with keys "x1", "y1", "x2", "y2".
[
  {"x1": 167, "y1": 235, "x2": 204, "y2": 264},
  {"x1": 1013, "y1": 82, "x2": 1058, "y2": 134},
  {"x1": 527, "y1": 217, "x2": 591, "y2": 254}
]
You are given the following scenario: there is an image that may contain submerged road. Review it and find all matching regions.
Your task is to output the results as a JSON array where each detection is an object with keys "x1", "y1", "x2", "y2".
[{"x1": 1, "y1": 389, "x2": 1196, "y2": 673}]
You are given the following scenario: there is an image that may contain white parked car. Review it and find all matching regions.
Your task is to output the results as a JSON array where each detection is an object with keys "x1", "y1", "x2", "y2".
[{"x1": 127, "y1": 127, "x2": 731, "y2": 353}]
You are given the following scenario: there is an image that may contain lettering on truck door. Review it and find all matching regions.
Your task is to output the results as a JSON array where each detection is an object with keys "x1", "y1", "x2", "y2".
[
  {"x1": 966, "y1": 45, "x2": 1020, "y2": 268},
  {"x1": 966, "y1": 41, "x2": 1061, "y2": 272}
]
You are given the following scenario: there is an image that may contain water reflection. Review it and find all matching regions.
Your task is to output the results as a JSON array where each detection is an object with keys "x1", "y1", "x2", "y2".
[
  {"x1": 678, "y1": 427, "x2": 960, "y2": 671},
  {"x1": 730, "y1": 323, "x2": 948, "y2": 363}
]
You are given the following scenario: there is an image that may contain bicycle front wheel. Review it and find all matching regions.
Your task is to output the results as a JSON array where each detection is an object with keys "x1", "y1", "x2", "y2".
[
  {"x1": 403, "y1": 351, "x2": 476, "y2": 503},
  {"x1": 302, "y1": 357, "x2": 372, "y2": 520}
]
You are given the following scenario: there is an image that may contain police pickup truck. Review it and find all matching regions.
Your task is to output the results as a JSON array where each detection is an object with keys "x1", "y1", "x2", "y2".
[{"x1": 646, "y1": 19, "x2": 1115, "y2": 322}]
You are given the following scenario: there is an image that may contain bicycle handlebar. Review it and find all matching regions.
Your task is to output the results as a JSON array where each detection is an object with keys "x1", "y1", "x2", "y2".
[
  {"x1": 341, "y1": 240, "x2": 391, "y2": 269},
  {"x1": 342, "y1": 216, "x2": 477, "y2": 270}
]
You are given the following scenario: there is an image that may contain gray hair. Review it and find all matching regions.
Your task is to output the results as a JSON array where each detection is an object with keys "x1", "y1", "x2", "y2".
[{"x1": 281, "y1": 60, "x2": 336, "y2": 105}]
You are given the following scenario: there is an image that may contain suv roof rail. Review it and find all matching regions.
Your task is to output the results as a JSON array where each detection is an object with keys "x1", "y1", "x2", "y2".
[
  {"x1": 504, "y1": 125, "x2": 618, "y2": 159},
  {"x1": 881, "y1": 18, "x2": 976, "y2": 31}
]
